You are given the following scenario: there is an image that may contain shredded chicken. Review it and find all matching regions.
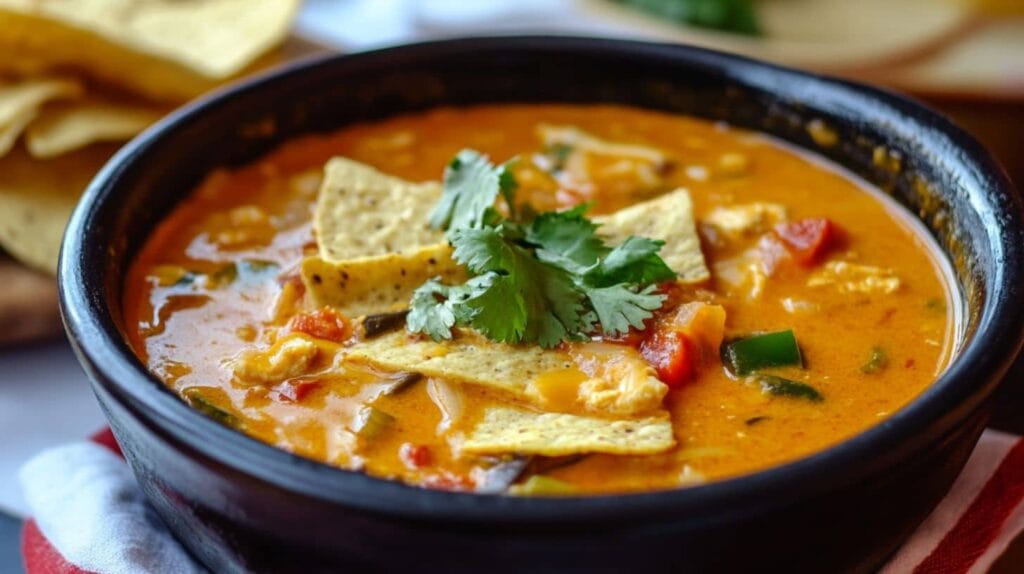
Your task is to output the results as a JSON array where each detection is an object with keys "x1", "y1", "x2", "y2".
[
  {"x1": 703, "y1": 202, "x2": 787, "y2": 239},
  {"x1": 713, "y1": 255, "x2": 769, "y2": 300},
  {"x1": 230, "y1": 334, "x2": 319, "y2": 384},
  {"x1": 570, "y1": 343, "x2": 668, "y2": 416},
  {"x1": 534, "y1": 124, "x2": 672, "y2": 200},
  {"x1": 537, "y1": 124, "x2": 669, "y2": 167},
  {"x1": 807, "y1": 261, "x2": 901, "y2": 294}
]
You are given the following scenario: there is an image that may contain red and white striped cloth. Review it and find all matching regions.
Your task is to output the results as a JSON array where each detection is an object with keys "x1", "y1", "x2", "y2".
[{"x1": 18, "y1": 428, "x2": 1024, "y2": 574}]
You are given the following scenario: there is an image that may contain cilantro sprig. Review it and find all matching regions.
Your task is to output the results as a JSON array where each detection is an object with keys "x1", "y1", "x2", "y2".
[{"x1": 407, "y1": 149, "x2": 676, "y2": 348}]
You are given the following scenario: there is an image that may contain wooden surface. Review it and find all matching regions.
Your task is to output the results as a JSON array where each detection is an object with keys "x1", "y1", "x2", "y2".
[{"x1": 0, "y1": 257, "x2": 62, "y2": 346}]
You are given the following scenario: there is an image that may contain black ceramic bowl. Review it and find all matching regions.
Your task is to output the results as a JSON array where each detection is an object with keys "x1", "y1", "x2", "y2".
[{"x1": 60, "y1": 37, "x2": 1024, "y2": 574}]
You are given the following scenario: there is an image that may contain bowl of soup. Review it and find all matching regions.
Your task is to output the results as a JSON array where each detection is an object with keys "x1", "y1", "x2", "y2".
[{"x1": 59, "y1": 37, "x2": 1024, "y2": 573}]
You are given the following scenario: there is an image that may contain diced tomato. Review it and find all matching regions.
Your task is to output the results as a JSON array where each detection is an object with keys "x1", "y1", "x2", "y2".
[
  {"x1": 399, "y1": 443, "x2": 432, "y2": 469},
  {"x1": 640, "y1": 330, "x2": 698, "y2": 389},
  {"x1": 774, "y1": 218, "x2": 837, "y2": 265},
  {"x1": 638, "y1": 302, "x2": 727, "y2": 388},
  {"x1": 422, "y1": 472, "x2": 474, "y2": 492},
  {"x1": 272, "y1": 380, "x2": 320, "y2": 403},
  {"x1": 290, "y1": 308, "x2": 350, "y2": 342}
]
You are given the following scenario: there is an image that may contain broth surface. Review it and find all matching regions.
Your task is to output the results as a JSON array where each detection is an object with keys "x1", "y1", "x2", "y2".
[{"x1": 125, "y1": 104, "x2": 955, "y2": 493}]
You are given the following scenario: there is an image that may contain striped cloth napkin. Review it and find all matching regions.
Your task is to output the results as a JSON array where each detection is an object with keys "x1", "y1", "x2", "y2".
[{"x1": 18, "y1": 428, "x2": 1024, "y2": 573}]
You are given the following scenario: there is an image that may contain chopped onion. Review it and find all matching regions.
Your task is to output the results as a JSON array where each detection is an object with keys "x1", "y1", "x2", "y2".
[{"x1": 426, "y1": 378, "x2": 463, "y2": 433}]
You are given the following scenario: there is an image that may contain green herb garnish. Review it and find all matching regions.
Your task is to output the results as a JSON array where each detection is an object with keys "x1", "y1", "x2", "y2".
[
  {"x1": 429, "y1": 149, "x2": 518, "y2": 232},
  {"x1": 615, "y1": 0, "x2": 761, "y2": 36},
  {"x1": 753, "y1": 375, "x2": 824, "y2": 402},
  {"x1": 542, "y1": 143, "x2": 574, "y2": 174},
  {"x1": 183, "y1": 388, "x2": 243, "y2": 429},
  {"x1": 205, "y1": 259, "x2": 279, "y2": 288},
  {"x1": 407, "y1": 149, "x2": 676, "y2": 348},
  {"x1": 860, "y1": 346, "x2": 889, "y2": 374}
]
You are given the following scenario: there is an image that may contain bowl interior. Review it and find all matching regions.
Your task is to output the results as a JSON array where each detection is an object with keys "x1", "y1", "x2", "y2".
[{"x1": 62, "y1": 37, "x2": 1024, "y2": 518}]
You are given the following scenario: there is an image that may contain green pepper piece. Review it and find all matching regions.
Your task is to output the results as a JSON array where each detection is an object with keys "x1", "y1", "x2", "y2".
[
  {"x1": 508, "y1": 475, "x2": 577, "y2": 497},
  {"x1": 754, "y1": 375, "x2": 823, "y2": 402},
  {"x1": 183, "y1": 388, "x2": 243, "y2": 429},
  {"x1": 722, "y1": 330, "x2": 803, "y2": 375},
  {"x1": 860, "y1": 346, "x2": 889, "y2": 374}
]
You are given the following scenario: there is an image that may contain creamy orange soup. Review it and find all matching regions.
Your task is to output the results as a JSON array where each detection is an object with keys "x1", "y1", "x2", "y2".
[{"x1": 124, "y1": 104, "x2": 955, "y2": 494}]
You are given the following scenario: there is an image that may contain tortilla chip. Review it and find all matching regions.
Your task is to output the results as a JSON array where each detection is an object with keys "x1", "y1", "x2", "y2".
[
  {"x1": 345, "y1": 330, "x2": 668, "y2": 416},
  {"x1": 0, "y1": 143, "x2": 116, "y2": 273},
  {"x1": 347, "y1": 330, "x2": 575, "y2": 401},
  {"x1": 302, "y1": 157, "x2": 454, "y2": 315},
  {"x1": 302, "y1": 245, "x2": 465, "y2": 317},
  {"x1": 0, "y1": 110, "x2": 33, "y2": 158},
  {"x1": 314, "y1": 157, "x2": 445, "y2": 262},
  {"x1": 304, "y1": 162, "x2": 709, "y2": 313},
  {"x1": 0, "y1": 77, "x2": 82, "y2": 156},
  {"x1": 0, "y1": 0, "x2": 299, "y2": 102},
  {"x1": 25, "y1": 100, "x2": 164, "y2": 159},
  {"x1": 596, "y1": 188, "x2": 710, "y2": 283},
  {"x1": 462, "y1": 406, "x2": 675, "y2": 456}
]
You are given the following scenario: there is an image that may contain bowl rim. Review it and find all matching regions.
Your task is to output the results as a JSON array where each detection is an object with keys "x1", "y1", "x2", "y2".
[{"x1": 59, "y1": 35, "x2": 1024, "y2": 525}]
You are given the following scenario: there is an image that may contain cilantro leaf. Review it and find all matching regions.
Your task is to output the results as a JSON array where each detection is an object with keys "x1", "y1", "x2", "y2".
[
  {"x1": 526, "y1": 204, "x2": 607, "y2": 274},
  {"x1": 461, "y1": 272, "x2": 527, "y2": 343},
  {"x1": 585, "y1": 236, "x2": 677, "y2": 287},
  {"x1": 581, "y1": 283, "x2": 665, "y2": 336},
  {"x1": 515, "y1": 254, "x2": 592, "y2": 347},
  {"x1": 429, "y1": 149, "x2": 516, "y2": 233},
  {"x1": 450, "y1": 226, "x2": 590, "y2": 347},
  {"x1": 498, "y1": 159, "x2": 520, "y2": 221},
  {"x1": 409, "y1": 149, "x2": 678, "y2": 348},
  {"x1": 450, "y1": 226, "x2": 520, "y2": 274},
  {"x1": 406, "y1": 279, "x2": 478, "y2": 341}
]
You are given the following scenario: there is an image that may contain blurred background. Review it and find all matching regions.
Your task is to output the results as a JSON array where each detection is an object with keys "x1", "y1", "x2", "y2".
[{"x1": 0, "y1": 0, "x2": 1021, "y2": 571}]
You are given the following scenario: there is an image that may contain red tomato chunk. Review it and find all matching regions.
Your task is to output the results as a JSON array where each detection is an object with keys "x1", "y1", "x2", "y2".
[
  {"x1": 290, "y1": 308, "x2": 351, "y2": 342},
  {"x1": 774, "y1": 218, "x2": 837, "y2": 265},
  {"x1": 640, "y1": 330, "x2": 697, "y2": 388},
  {"x1": 639, "y1": 302, "x2": 727, "y2": 388},
  {"x1": 400, "y1": 443, "x2": 432, "y2": 469},
  {"x1": 272, "y1": 380, "x2": 320, "y2": 403}
]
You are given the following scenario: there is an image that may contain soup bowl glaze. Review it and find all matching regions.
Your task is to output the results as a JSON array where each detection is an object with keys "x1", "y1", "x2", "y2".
[{"x1": 59, "y1": 37, "x2": 1024, "y2": 574}]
